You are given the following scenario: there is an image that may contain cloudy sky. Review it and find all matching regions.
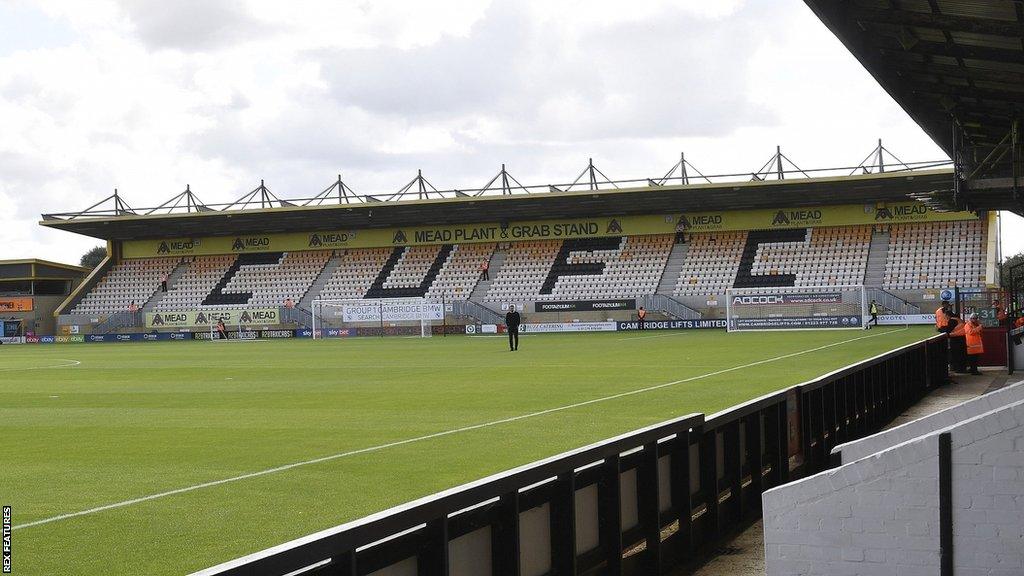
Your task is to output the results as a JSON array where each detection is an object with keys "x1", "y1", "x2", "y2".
[{"x1": 1, "y1": 0, "x2": 1021, "y2": 266}]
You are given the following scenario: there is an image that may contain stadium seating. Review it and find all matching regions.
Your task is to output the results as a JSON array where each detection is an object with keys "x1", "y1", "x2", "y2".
[
  {"x1": 426, "y1": 243, "x2": 496, "y2": 300},
  {"x1": 749, "y1": 225, "x2": 870, "y2": 287},
  {"x1": 485, "y1": 240, "x2": 561, "y2": 303},
  {"x1": 378, "y1": 245, "x2": 451, "y2": 297},
  {"x1": 207, "y1": 250, "x2": 331, "y2": 308},
  {"x1": 485, "y1": 235, "x2": 672, "y2": 302},
  {"x1": 673, "y1": 232, "x2": 747, "y2": 296},
  {"x1": 67, "y1": 220, "x2": 990, "y2": 315},
  {"x1": 675, "y1": 226, "x2": 870, "y2": 294},
  {"x1": 72, "y1": 257, "x2": 179, "y2": 314},
  {"x1": 156, "y1": 254, "x2": 237, "y2": 311},
  {"x1": 883, "y1": 220, "x2": 986, "y2": 290},
  {"x1": 317, "y1": 248, "x2": 393, "y2": 301}
]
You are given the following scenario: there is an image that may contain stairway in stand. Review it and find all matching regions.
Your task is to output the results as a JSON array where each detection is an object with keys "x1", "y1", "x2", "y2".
[
  {"x1": 656, "y1": 240, "x2": 689, "y2": 295},
  {"x1": 469, "y1": 246, "x2": 507, "y2": 302},
  {"x1": 864, "y1": 227, "x2": 889, "y2": 288}
]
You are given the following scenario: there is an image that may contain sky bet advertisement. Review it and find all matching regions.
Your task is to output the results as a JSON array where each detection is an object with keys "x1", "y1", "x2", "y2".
[{"x1": 121, "y1": 202, "x2": 976, "y2": 258}]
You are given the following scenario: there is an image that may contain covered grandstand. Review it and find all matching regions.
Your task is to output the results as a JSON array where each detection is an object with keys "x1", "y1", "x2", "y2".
[
  {"x1": 15, "y1": 2, "x2": 1024, "y2": 576},
  {"x1": 40, "y1": 165, "x2": 999, "y2": 336}
]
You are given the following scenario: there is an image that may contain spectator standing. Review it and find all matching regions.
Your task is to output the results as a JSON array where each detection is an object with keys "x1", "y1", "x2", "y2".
[
  {"x1": 283, "y1": 297, "x2": 295, "y2": 323},
  {"x1": 480, "y1": 260, "x2": 489, "y2": 281},
  {"x1": 947, "y1": 314, "x2": 967, "y2": 373},
  {"x1": 505, "y1": 305, "x2": 521, "y2": 352},
  {"x1": 935, "y1": 300, "x2": 952, "y2": 332},
  {"x1": 964, "y1": 313, "x2": 984, "y2": 375},
  {"x1": 637, "y1": 306, "x2": 647, "y2": 330},
  {"x1": 161, "y1": 273, "x2": 169, "y2": 292},
  {"x1": 128, "y1": 301, "x2": 139, "y2": 326}
]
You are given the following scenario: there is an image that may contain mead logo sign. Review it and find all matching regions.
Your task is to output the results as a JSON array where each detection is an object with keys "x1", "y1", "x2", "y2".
[
  {"x1": 231, "y1": 237, "x2": 271, "y2": 251},
  {"x1": 771, "y1": 209, "x2": 822, "y2": 227},
  {"x1": 874, "y1": 203, "x2": 928, "y2": 221},
  {"x1": 308, "y1": 232, "x2": 353, "y2": 248},
  {"x1": 145, "y1": 308, "x2": 279, "y2": 328},
  {"x1": 156, "y1": 239, "x2": 199, "y2": 254},
  {"x1": 676, "y1": 213, "x2": 724, "y2": 232}
]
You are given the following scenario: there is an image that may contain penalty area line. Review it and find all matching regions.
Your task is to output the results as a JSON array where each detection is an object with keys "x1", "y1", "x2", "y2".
[{"x1": 13, "y1": 327, "x2": 907, "y2": 531}]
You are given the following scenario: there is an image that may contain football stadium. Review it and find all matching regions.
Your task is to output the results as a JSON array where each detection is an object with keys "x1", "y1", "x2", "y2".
[{"x1": 3, "y1": 2, "x2": 1024, "y2": 576}]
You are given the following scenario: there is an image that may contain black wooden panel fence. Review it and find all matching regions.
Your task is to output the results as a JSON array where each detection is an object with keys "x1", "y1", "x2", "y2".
[{"x1": 194, "y1": 334, "x2": 948, "y2": 576}]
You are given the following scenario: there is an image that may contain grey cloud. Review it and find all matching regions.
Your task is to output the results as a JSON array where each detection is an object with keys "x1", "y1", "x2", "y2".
[
  {"x1": 311, "y1": 1, "x2": 776, "y2": 143},
  {"x1": 116, "y1": 0, "x2": 272, "y2": 52},
  {"x1": 186, "y1": 1, "x2": 781, "y2": 197}
]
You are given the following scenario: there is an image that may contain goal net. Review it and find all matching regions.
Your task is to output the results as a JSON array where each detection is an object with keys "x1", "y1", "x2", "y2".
[
  {"x1": 311, "y1": 298, "x2": 441, "y2": 338},
  {"x1": 725, "y1": 285, "x2": 867, "y2": 332}
]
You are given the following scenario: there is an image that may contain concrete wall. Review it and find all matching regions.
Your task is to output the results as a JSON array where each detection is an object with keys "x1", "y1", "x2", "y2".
[
  {"x1": 763, "y1": 399, "x2": 1024, "y2": 576},
  {"x1": 833, "y1": 381, "x2": 1024, "y2": 465}
]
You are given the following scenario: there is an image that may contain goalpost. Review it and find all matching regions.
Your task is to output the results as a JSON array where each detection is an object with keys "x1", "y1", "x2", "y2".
[
  {"x1": 311, "y1": 298, "x2": 442, "y2": 339},
  {"x1": 725, "y1": 285, "x2": 868, "y2": 332}
]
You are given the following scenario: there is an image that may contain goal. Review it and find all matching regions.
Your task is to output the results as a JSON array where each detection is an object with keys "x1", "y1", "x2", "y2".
[
  {"x1": 311, "y1": 298, "x2": 442, "y2": 338},
  {"x1": 725, "y1": 285, "x2": 868, "y2": 332}
]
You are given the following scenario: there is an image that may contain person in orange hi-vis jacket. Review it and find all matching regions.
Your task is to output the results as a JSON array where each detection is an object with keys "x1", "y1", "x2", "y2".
[
  {"x1": 935, "y1": 300, "x2": 952, "y2": 332},
  {"x1": 964, "y1": 313, "x2": 984, "y2": 376}
]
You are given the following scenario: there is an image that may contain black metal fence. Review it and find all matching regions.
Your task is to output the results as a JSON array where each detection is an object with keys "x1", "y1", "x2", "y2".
[{"x1": 194, "y1": 334, "x2": 948, "y2": 576}]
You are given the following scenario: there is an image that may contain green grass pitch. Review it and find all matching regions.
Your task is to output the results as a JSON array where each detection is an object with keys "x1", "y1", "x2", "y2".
[{"x1": 0, "y1": 326, "x2": 932, "y2": 574}]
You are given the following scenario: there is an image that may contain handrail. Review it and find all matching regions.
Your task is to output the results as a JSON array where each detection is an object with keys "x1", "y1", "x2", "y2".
[
  {"x1": 93, "y1": 310, "x2": 139, "y2": 334},
  {"x1": 866, "y1": 287, "x2": 922, "y2": 315},
  {"x1": 451, "y1": 299, "x2": 504, "y2": 325},
  {"x1": 641, "y1": 294, "x2": 702, "y2": 320}
]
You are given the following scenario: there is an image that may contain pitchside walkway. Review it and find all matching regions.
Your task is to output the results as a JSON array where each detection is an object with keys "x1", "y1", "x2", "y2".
[{"x1": 672, "y1": 370, "x2": 1016, "y2": 576}]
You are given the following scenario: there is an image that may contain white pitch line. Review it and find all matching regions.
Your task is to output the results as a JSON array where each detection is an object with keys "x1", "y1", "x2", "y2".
[
  {"x1": 13, "y1": 327, "x2": 907, "y2": 531},
  {"x1": 0, "y1": 359, "x2": 80, "y2": 372}
]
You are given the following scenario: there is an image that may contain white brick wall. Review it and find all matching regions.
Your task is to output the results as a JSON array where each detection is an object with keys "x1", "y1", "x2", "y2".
[
  {"x1": 950, "y1": 401, "x2": 1024, "y2": 575},
  {"x1": 833, "y1": 381, "x2": 1024, "y2": 465},
  {"x1": 763, "y1": 399, "x2": 1024, "y2": 576}
]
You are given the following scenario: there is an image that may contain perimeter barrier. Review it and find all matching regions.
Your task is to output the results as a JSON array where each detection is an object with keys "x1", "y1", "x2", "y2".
[{"x1": 190, "y1": 335, "x2": 946, "y2": 575}]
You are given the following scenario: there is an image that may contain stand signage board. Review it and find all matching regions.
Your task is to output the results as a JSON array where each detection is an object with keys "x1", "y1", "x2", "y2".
[{"x1": 534, "y1": 300, "x2": 636, "y2": 312}]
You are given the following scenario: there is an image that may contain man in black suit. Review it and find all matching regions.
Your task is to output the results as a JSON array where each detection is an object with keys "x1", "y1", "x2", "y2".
[{"x1": 505, "y1": 305, "x2": 521, "y2": 351}]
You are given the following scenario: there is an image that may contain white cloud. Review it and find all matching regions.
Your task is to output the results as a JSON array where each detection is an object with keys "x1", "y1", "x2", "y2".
[{"x1": 1, "y1": 0, "x2": 1017, "y2": 267}]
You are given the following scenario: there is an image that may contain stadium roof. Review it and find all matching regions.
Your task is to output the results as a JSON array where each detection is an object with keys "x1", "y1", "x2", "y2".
[
  {"x1": 0, "y1": 259, "x2": 88, "y2": 280},
  {"x1": 805, "y1": 0, "x2": 1023, "y2": 214},
  {"x1": 40, "y1": 168, "x2": 955, "y2": 241}
]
